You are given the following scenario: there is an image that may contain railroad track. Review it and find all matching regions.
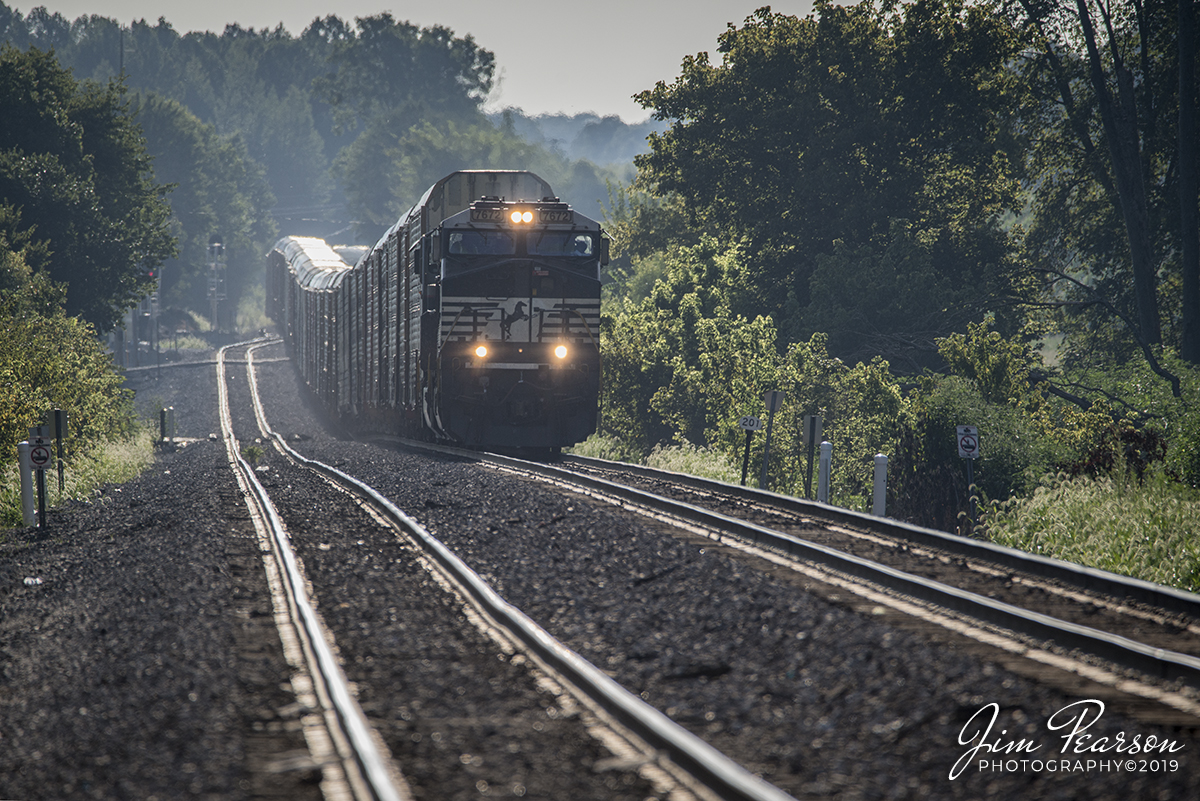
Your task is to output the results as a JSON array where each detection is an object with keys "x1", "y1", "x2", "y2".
[
  {"x1": 449, "y1": 450, "x2": 1200, "y2": 721},
  {"x1": 221, "y1": 339, "x2": 798, "y2": 801},
  {"x1": 217, "y1": 339, "x2": 411, "y2": 801},
  {"x1": 232, "y1": 339, "x2": 1200, "y2": 798}
]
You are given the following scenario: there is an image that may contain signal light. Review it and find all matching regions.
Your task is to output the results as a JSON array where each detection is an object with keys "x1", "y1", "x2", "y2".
[
  {"x1": 554, "y1": 345, "x2": 568, "y2": 359},
  {"x1": 475, "y1": 345, "x2": 488, "y2": 359}
]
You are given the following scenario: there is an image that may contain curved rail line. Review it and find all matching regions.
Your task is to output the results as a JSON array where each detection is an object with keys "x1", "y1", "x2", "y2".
[
  {"x1": 217, "y1": 339, "x2": 410, "y2": 801},
  {"x1": 241, "y1": 345, "x2": 797, "y2": 801},
  {"x1": 389, "y1": 445, "x2": 1200, "y2": 705},
  {"x1": 562, "y1": 454, "x2": 1200, "y2": 620}
]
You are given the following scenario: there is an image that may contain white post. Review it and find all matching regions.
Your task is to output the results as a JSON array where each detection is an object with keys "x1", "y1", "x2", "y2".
[
  {"x1": 873, "y1": 453, "x2": 888, "y2": 516},
  {"x1": 17, "y1": 441, "x2": 35, "y2": 527},
  {"x1": 817, "y1": 441, "x2": 832, "y2": 504}
]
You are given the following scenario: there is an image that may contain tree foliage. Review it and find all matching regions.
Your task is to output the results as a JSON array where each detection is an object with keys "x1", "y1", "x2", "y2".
[
  {"x1": 0, "y1": 44, "x2": 175, "y2": 329},
  {"x1": 313, "y1": 13, "x2": 493, "y2": 130},
  {"x1": 132, "y1": 93, "x2": 276, "y2": 322},
  {"x1": 1011, "y1": 0, "x2": 1200, "y2": 369},
  {"x1": 338, "y1": 114, "x2": 615, "y2": 240},
  {"x1": 601, "y1": 237, "x2": 910, "y2": 508},
  {"x1": 0, "y1": 242, "x2": 135, "y2": 460},
  {"x1": 634, "y1": 0, "x2": 1028, "y2": 366}
]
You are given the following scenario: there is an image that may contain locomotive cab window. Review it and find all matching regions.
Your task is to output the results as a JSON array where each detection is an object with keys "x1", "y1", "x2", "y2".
[
  {"x1": 448, "y1": 231, "x2": 515, "y2": 255},
  {"x1": 529, "y1": 232, "x2": 595, "y2": 257}
]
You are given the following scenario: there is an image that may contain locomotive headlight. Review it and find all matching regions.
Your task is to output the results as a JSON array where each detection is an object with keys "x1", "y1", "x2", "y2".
[
  {"x1": 554, "y1": 344, "x2": 568, "y2": 359},
  {"x1": 475, "y1": 344, "x2": 488, "y2": 359},
  {"x1": 509, "y1": 210, "x2": 533, "y2": 224}
]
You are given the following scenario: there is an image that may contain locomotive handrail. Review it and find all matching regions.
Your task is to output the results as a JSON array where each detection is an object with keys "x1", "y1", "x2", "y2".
[{"x1": 560, "y1": 305, "x2": 599, "y2": 349}]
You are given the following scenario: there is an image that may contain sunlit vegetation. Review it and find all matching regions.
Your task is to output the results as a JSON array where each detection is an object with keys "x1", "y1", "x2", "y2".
[
  {"x1": 984, "y1": 469, "x2": 1200, "y2": 592},
  {"x1": 3, "y1": 0, "x2": 1200, "y2": 594},
  {"x1": 0, "y1": 426, "x2": 155, "y2": 529}
]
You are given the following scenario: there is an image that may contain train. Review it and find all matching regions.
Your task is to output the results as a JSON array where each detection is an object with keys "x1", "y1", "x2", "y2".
[{"x1": 265, "y1": 170, "x2": 605, "y2": 451}]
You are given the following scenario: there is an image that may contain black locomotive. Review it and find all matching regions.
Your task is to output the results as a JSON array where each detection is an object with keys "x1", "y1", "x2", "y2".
[{"x1": 266, "y1": 170, "x2": 605, "y2": 450}]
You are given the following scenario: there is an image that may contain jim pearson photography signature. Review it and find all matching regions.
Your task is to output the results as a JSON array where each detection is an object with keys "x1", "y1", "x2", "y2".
[{"x1": 951, "y1": 699, "x2": 1186, "y2": 780}]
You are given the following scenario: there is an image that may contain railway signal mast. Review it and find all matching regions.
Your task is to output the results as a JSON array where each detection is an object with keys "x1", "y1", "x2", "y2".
[{"x1": 208, "y1": 238, "x2": 226, "y2": 332}]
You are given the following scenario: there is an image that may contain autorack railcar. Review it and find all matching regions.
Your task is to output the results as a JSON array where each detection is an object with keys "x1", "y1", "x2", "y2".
[{"x1": 266, "y1": 170, "x2": 605, "y2": 450}]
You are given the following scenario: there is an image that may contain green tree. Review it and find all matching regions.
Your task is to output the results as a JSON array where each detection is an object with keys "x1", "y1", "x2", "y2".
[
  {"x1": 634, "y1": 0, "x2": 1027, "y2": 365},
  {"x1": 937, "y1": 318, "x2": 1038, "y2": 407},
  {"x1": 132, "y1": 93, "x2": 276, "y2": 322},
  {"x1": 1013, "y1": 0, "x2": 1200, "y2": 372},
  {"x1": 0, "y1": 238, "x2": 135, "y2": 460},
  {"x1": 601, "y1": 184, "x2": 698, "y2": 304},
  {"x1": 3, "y1": 10, "x2": 339, "y2": 236},
  {"x1": 601, "y1": 237, "x2": 772, "y2": 456},
  {"x1": 0, "y1": 44, "x2": 175, "y2": 329},
  {"x1": 314, "y1": 14, "x2": 493, "y2": 127},
  {"x1": 337, "y1": 115, "x2": 612, "y2": 238}
]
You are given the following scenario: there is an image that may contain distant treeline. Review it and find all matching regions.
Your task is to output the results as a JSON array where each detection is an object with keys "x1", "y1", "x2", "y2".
[{"x1": 0, "y1": 4, "x2": 648, "y2": 320}]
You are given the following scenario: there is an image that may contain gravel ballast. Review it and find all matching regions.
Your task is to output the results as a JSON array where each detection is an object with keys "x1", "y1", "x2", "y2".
[
  {"x1": 2, "y1": 343, "x2": 1198, "y2": 800},
  {"x1": 0, "y1": 434, "x2": 321, "y2": 799}
]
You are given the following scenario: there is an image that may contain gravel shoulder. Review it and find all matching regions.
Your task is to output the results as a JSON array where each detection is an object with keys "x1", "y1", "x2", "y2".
[
  {"x1": 3, "y1": 345, "x2": 1199, "y2": 801},
  {"x1": 0, "y1": 363, "x2": 319, "y2": 800}
]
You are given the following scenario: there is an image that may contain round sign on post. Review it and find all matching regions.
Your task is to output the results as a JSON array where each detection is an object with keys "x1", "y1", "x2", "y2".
[
  {"x1": 29, "y1": 444, "x2": 51, "y2": 468},
  {"x1": 956, "y1": 425, "x2": 980, "y2": 459}
]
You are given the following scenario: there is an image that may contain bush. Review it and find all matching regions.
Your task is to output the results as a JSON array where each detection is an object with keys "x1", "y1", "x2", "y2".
[
  {"x1": 0, "y1": 264, "x2": 147, "y2": 529},
  {"x1": 984, "y1": 467, "x2": 1200, "y2": 592},
  {"x1": 644, "y1": 441, "x2": 740, "y2": 484},
  {"x1": 0, "y1": 278, "x2": 136, "y2": 462},
  {"x1": 890, "y1": 376, "x2": 1057, "y2": 533},
  {"x1": 567, "y1": 433, "x2": 643, "y2": 463}
]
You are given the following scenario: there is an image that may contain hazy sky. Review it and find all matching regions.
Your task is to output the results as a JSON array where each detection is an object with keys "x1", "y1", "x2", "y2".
[{"x1": 29, "y1": 1, "x2": 819, "y2": 121}]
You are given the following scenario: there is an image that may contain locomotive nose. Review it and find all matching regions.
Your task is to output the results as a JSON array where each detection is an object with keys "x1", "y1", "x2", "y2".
[{"x1": 504, "y1": 381, "x2": 542, "y2": 422}]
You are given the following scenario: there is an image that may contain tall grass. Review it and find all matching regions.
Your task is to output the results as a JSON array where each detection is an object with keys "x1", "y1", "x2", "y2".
[
  {"x1": 570, "y1": 435, "x2": 741, "y2": 484},
  {"x1": 644, "y1": 441, "x2": 741, "y2": 484},
  {"x1": 984, "y1": 468, "x2": 1200, "y2": 593},
  {"x1": 0, "y1": 426, "x2": 156, "y2": 530},
  {"x1": 567, "y1": 433, "x2": 642, "y2": 463}
]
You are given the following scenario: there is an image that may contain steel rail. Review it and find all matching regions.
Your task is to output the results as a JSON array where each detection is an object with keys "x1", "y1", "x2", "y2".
[
  {"x1": 455, "y1": 449, "x2": 1200, "y2": 688},
  {"x1": 218, "y1": 340, "x2": 408, "y2": 801},
  {"x1": 561, "y1": 454, "x2": 1200, "y2": 620},
  {"x1": 244, "y1": 348, "x2": 797, "y2": 801}
]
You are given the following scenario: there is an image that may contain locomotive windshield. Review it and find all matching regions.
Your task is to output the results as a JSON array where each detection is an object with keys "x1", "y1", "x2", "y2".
[
  {"x1": 529, "y1": 232, "x2": 595, "y2": 257},
  {"x1": 448, "y1": 230, "x2": 515, "y2": 255}
]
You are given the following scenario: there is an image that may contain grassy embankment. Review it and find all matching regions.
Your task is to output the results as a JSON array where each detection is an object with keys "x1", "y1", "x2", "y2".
[
  {"x1": 984, "y1": 468, "x2": 1200, "y2": 593},
  {"x1": 0, "y1": 426, "x2": 156, "y2": 530}
]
